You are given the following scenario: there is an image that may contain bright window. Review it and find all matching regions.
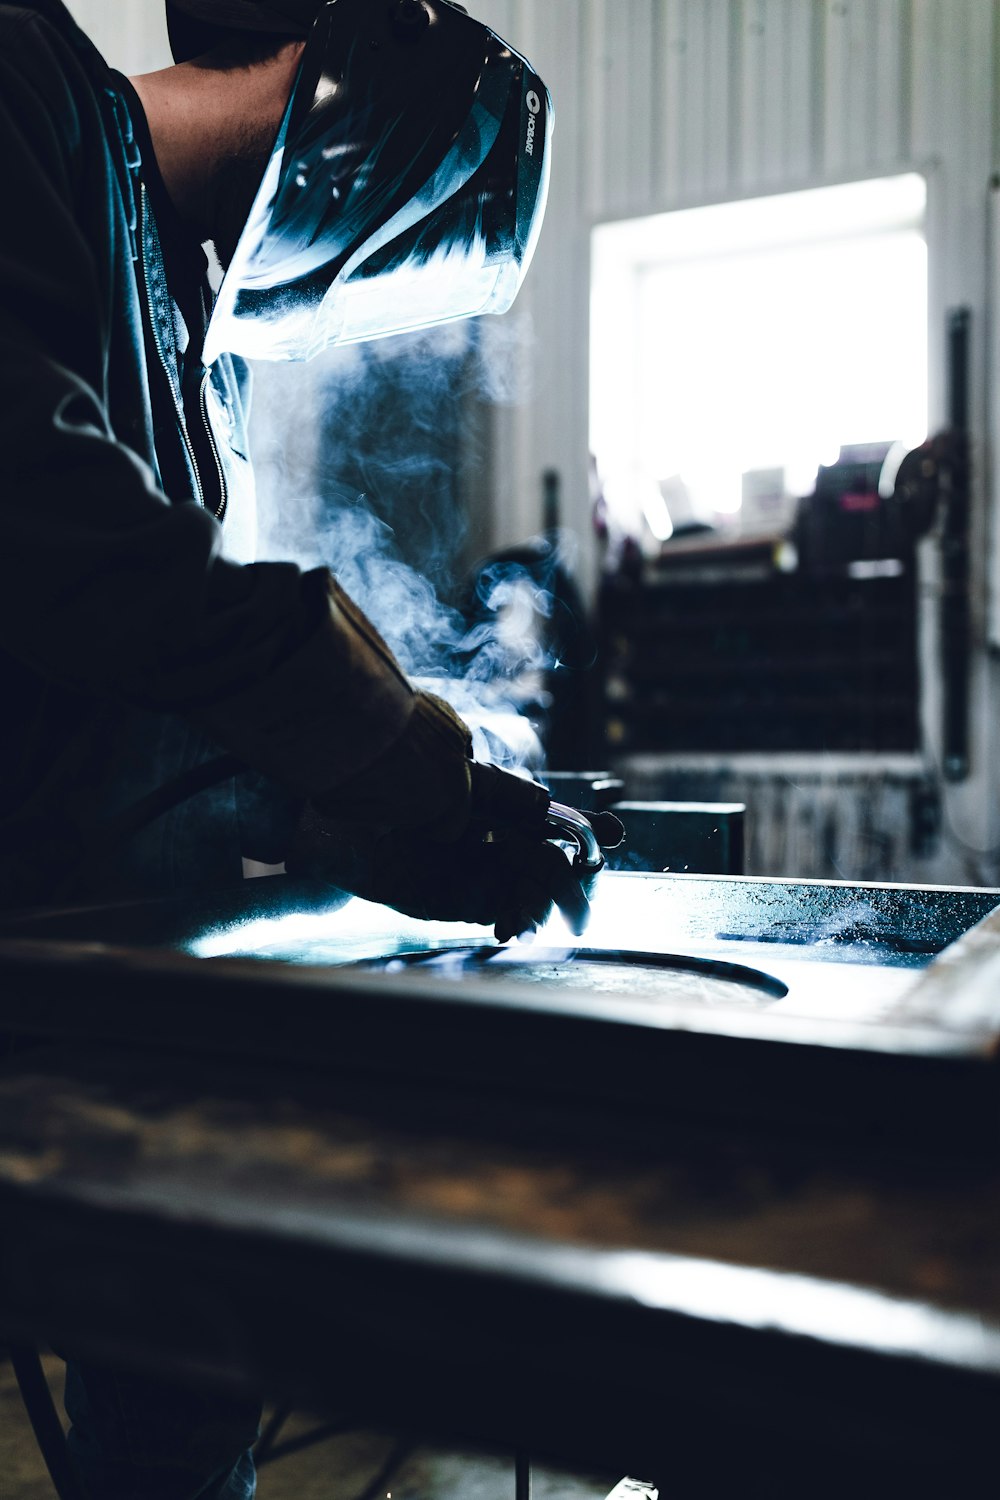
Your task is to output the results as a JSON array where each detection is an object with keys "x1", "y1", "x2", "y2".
[{"x1": 591, "y1": 175, "x2": 928, "y2": 536}]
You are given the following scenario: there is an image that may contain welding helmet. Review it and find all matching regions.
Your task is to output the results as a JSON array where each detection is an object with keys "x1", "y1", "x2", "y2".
[{"x1": 181, "y1": 0, "x2": 552, "y2": 363}]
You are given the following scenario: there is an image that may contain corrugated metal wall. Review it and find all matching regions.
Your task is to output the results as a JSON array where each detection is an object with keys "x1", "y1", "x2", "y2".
[
  {"x1": 474, "y1": 0, "x2": 1000, "y2": 879},
  {"x1": 476, "y1": 0, "x2": 995, "y2": 541}
]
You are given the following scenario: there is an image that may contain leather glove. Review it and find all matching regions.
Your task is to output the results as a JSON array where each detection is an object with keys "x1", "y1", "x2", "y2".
[
  {"x1": 314, "y1": 691, "x2": 475, "y2": 840},
  {"x1": 289, "y1": 808, "x2": 591, "y2": 942},
  {"x1": 314, "y1": 694, "x2": 552, "y2": 843},
  {"x1": 293, "y1": 680, "x2": 621, "y2": 937}
]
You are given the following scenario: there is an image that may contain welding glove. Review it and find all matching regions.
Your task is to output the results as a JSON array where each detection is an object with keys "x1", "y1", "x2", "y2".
[
  {"x1": 288, "y1": 803, "x2": 594, "y2": 942},
  {"x1": 290, "y1": 677, "x2": 622, "y2": 938},
  {"x1": 314, "y1": 691, "x2": 550, "y2": 841},
  {"x1": 194, "y1": 577, "x2": 484, "y2": 838},
  {"x1": 314, "y1": 691, "x2": 475, "y2": 839}
]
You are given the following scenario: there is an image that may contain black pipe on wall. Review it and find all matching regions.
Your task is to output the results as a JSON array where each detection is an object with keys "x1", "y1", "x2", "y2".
[{"x1": 941, "y1": 307, "x2": 972, "y2": 782}]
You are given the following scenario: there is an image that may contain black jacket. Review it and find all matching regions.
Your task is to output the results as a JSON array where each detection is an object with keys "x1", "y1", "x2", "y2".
[{"x1": 0, "y1": 1, "x2": 414, "y2": 903}]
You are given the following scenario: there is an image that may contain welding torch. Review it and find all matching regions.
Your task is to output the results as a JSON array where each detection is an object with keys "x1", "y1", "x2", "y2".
[{"x1": 544, "y1": 800, "x2": 608, "y2": 904}]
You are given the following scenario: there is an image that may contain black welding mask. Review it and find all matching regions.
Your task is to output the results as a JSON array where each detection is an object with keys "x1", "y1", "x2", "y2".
[{"x1": 172, "y1": 0, "x2": 552, "y2": 363}]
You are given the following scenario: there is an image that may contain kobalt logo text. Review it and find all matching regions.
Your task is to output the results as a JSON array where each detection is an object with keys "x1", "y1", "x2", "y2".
[{"x1": 525, "y1": 90, "x2": 541, "y2": 155}]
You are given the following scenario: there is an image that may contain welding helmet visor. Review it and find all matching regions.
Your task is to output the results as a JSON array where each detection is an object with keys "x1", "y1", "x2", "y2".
[{"x1": 203, "y1": 0, "x2": 552, "y2": 364}]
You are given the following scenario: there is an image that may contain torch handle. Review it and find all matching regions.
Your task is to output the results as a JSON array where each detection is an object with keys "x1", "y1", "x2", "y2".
[{"x1": 545, "y1": 801, "x2": 604, "y2": 873}]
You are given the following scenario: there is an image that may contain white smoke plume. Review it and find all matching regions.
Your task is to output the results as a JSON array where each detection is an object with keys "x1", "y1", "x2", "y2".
[{"x1": 250, "y1": 317, "x2": 550, "y2": 768}]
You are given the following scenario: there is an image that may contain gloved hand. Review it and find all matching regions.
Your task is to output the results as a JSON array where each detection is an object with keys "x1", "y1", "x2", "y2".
[
  {"x1": 293, "y1": 682, "x2": 625, "y2": 939},
  {"x1": 314, "y1": 691, "x2": 476, "y2": 840},
  {"x1": 289, "y1": 771, "x2": 623, "y2": 942},
  {"x1": 289, "y1": 807, "x2": 593, "y2": 942},
  {"x1": 314, "y1": 692, "x2": 555, "y2": 844}
]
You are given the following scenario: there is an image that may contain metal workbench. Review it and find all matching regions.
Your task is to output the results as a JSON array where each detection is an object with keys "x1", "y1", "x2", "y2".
[{"x1": 1, "y1": 872, "x2": 999, "y2": 1495}]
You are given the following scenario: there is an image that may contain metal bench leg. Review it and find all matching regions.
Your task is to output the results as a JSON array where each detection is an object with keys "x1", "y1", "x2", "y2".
[{"x1": 9, "y1": 1346, "x2": 87, "y2": 1500}]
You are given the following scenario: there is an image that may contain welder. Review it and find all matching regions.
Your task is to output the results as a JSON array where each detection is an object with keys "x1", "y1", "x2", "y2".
[{"x1": 0, "y1": 0, "x2": 608, "y2": 1493}]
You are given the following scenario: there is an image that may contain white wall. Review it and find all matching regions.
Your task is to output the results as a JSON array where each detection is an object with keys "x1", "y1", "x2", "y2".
[{"x1": 62, "y1": 0, "x2": 170, "y2": 72}]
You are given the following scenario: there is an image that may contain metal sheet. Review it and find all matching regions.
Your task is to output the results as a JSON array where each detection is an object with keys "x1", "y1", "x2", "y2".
[{"x1": 1, "y1": 873, "x2": 998, "y2": 1146}]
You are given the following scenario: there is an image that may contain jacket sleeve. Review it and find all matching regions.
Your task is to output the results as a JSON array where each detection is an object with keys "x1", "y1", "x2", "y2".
[{"x1": 0, "y1": 15, "x2": 415, "y2": 798}]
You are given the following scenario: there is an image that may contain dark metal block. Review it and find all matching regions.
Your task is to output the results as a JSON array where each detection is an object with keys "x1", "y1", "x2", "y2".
[{"x1": 606, "y1": 801, "x2": 745, "y2": 875}]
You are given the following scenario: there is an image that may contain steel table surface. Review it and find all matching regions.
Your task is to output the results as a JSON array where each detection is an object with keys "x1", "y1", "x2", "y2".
[{"x1": 1, "y1": 873, "x2": 999, "y2": 1493}]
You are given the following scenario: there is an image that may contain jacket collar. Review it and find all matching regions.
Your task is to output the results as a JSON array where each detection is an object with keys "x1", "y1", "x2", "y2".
[{"x1": 14, "y1": 0, "x2": 111, "y2": 73}]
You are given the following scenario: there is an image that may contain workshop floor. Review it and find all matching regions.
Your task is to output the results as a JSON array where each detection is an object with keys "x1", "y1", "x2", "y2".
[{"x1": 0, "y1": 1355, "x2": 616, "y2": 1500}]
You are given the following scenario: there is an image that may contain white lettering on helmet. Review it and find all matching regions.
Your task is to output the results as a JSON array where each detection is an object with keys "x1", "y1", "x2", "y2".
[{"x1": 525, "y1": 91, "x2": 541, "y2": 156}]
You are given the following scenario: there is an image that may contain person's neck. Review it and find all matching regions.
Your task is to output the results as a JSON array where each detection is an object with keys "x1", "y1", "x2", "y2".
[{"x1": 128, "y1": 46, "x2": 304, "y2": 242}]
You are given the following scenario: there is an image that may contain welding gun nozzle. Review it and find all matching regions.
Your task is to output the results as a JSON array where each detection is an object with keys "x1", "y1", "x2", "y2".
[{"x1": 545, "y1": 801, "x2": 604, "y2": 873}]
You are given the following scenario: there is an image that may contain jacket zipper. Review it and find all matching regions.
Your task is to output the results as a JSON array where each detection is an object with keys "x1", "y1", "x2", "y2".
[
  {"x1": 139, "y1": 185, "x2": 227, "y2": 523},
  {"x1": 199, "y1": 370, "x2": 229, "y2": 524}
]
